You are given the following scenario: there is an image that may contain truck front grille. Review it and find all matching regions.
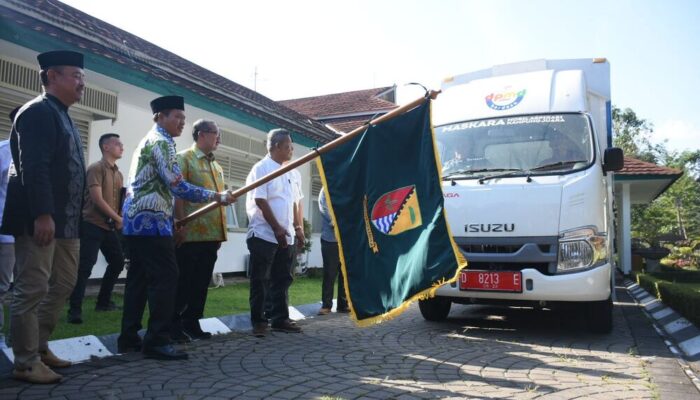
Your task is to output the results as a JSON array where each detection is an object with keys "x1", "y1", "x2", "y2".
[{"x1": 455, "y1": 236, "x2": 559, "y2": 275}]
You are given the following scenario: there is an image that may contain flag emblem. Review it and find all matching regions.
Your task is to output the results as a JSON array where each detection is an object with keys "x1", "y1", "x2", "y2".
[{"x1": 371, "y1": 185, "x2": 422, "y2": 235}]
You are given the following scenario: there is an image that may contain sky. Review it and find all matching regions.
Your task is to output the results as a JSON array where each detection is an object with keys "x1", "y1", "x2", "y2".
[{"x1": 61, "y1": 0, "x2": 700, "y2": 153}]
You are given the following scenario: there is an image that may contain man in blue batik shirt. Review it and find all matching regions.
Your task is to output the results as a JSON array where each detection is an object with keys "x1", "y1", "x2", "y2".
[{"x1": 117, "y1": 96, "x2": 234, "y2": 361}]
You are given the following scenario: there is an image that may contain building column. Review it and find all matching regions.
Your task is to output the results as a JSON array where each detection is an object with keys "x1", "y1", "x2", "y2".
[{"x1": 619, "y1": 183, "x2": 632, "y2": 275}]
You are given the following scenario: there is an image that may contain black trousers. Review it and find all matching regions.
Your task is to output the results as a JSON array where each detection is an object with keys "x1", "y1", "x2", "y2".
[
  {"x1": 321, "y1": 239, "x2": 348, "y2": 310},
  {"x1": 69, "y1": 221, "x2": 124, "y2": 311},
  {"x1": 172, "y1": 241, "x2": 219, "y2": 333},
  {"x1": 119, "y1": 236, "x2": 178, "y2": 348},
  {"x1": 247, "y1": 236, "x2": 293, "y2": 325}
]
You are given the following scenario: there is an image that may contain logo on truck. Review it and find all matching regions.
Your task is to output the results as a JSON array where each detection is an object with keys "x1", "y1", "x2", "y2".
[
  {"x1": 485, "y1": 89, "x2": 527, "y2": 111},
  {"x1": 465, "y1": 223, "x2": 515, "y2": 233}
]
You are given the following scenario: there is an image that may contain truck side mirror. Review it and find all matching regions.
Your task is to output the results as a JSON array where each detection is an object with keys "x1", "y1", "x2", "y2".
[{"x1": 603, "y1": 147, "x2": 624, "y2": 172}]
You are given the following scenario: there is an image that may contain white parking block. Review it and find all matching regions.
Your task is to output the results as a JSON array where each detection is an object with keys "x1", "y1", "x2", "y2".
[
  {"x1": 288, "y1": 306, "x2": 305, "y2": 321},
  {"x1": 199, "y1": 318, "x2": 232, "y2": 335},
  {"x1": 2, "y1": 335, "x2": 112, "y2": 363}
]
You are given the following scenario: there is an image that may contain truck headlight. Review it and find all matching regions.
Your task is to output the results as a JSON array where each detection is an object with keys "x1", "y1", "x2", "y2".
[{"x1": 557, "y1": 227, "x2": 608, "y2": 272}]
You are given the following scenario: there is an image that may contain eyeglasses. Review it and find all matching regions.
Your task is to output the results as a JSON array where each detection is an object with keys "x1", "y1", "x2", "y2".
[{"x1": 200, "y1": 130, "x2": 221, "y2": 138}]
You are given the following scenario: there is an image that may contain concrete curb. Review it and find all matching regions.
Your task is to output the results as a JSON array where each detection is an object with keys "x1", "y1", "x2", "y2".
[
  {"x1": 0, "y1": 300, "x2": 331, "y2": 377},
  {"x1": 624, "y1": 279, "x2": 700, "y2": 386},
  {"x1": 624, "y1": 279, "x2": 700, "y2": 361}
]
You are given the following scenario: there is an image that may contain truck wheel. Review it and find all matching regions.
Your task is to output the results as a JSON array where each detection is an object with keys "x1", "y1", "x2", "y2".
[
  {"x1": 585, "y1": 296, "x2": 613, "y2": 334},
  {"x1": 419, "y1": 297, "x2": 451, "y2": 321}
]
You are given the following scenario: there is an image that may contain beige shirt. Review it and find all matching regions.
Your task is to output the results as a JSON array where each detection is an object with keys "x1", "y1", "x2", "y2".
[{"x1": 82, "y1": 159, "x2": 123, "y2": 230}]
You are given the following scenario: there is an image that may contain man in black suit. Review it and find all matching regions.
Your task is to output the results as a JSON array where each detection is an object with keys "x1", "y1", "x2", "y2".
[{"x1": 2, "y1": 50, "x2": 86, "y2": 384}]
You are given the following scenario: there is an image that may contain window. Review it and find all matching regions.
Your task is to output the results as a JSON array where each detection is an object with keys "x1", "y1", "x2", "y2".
[
  {"x1": 224, "y1": 185, "x2": 249, "y2": 230},
  {"x1": 213, "y1": 135, "x2": 264, "y2": 230},
  {"x1": 225, "y1": 204, "x2": 239, "y2": 230},
  {"x1": 311, "y1": 162, "x2": 322, "y2": 197}
]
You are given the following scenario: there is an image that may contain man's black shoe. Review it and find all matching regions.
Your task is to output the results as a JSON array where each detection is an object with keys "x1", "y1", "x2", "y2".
[
  {"x1": 252, "y1": 322, "x2": 268, "y2": 337},
  {"x1": 66, "y1": 309, "x2": 82, "y2": 324},
  {"x1": 183, "y1": 326, "x2": 212, "y2": 340},
  {"x1": 336, "y1": 307, "x2": 351, "y2": 313},
  {"x1": 117, "y1": 334, "x2": 143, "y2": 353},
  {"x1": 117, "y1": 342, "x2": 142, "y2": 353},
  {"x1": 170, "y1": 329, "x2": 192, "y2": 344},
  {"x1": 95, "y1": 301, "x2": 121, "y2": 312},
  {"x1": 271, "y1": 319, "x2": 302, "y2": 333},
  {"x1": 142, "y1": 344, "x2": 188, "y2": 360}
]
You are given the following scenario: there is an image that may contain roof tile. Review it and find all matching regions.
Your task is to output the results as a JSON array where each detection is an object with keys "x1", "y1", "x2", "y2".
[
  {"x1": 618, "y1": 157, "x2": 682, "y2": 176},
  {"x1": 0, "y1": 0, "x2": 335, "y2": 142},
  {"x1": 280, "y1": 87, "x2": 397, "y2": 118}
]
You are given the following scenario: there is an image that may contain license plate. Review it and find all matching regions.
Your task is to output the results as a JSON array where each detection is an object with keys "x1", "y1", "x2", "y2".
[{"x1": 459, "y1": 270, "x2": 522, "y2": 292}]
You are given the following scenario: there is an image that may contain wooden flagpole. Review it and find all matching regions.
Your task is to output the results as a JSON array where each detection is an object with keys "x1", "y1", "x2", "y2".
[{"x1": 176, "y1": 90, "x2": 441, "y2": 228}]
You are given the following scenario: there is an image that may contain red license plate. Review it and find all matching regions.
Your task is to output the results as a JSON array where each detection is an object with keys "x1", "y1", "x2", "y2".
[{"x1": 459, "y1": 271, "x2": 522, "y2": 292}]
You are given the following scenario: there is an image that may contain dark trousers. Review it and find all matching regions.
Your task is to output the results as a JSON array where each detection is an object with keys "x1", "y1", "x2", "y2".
[
  {"x1": 247, "y1": 236, "x2": 293, "y2": 325},
  {"x1": 321, "y1": 239, "x2": 347, "y2": 310},
  {"x1": 264, "y1": 245, "x2": 296, "y2": 319},
  {"x1": 119, "y1": 236, "x2": 178, "y2": 348},
  {"x1": 69, "y1": 221, "x2": 125, "y2": 311},
  {"x1": 173, "y1": 241, "x2": 219, "y2": 333}
]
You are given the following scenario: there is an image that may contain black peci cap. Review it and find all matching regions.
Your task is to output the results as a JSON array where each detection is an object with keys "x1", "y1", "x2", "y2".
[
  {"x1": 150, "y1": 96, "x2": 185, "y2": 113},
  {"x1": 37, "y1": 50, "x2": 84, "y2": 69}
]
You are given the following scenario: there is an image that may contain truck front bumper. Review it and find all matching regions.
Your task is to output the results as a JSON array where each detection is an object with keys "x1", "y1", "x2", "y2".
[{"x1": 435, "y1": 263, "x2": 612, "y2": 302}]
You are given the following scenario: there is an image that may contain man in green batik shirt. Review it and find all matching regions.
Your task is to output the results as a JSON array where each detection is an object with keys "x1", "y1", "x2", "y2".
[{"x1": 172, "y1": 119, "x2": 228, "y2": 342}]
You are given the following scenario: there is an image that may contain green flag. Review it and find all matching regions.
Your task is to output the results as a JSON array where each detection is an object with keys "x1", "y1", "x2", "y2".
[{"x1": 317, "y1": 99, "x2": 467, "y2": 326}]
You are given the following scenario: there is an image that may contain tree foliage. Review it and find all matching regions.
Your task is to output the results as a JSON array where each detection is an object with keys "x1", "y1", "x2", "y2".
[{"x1": 613, "y1": 106, "x2": 700, "y2": 245}]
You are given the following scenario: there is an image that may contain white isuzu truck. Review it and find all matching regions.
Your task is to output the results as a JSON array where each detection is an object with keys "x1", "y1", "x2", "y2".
[{"x1": 420, "y1": 58, "x2": 624, "y2": 333}]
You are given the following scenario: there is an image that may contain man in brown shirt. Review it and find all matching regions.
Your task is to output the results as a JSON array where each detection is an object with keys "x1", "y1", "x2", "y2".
[{"x1": 67, "y1": 133, "x2": 125, "y2": 324}]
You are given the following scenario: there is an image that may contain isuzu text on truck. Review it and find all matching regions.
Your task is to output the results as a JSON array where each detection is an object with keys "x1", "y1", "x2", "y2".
[{"x1": 420, "y1": 58, "x2": 624, "y2": 333}]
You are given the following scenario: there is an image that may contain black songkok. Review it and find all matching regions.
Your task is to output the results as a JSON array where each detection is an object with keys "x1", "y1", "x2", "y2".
[
  {"x1": 37, "y1": 50, "x2": 84, "y2": 69},
  {"x1": 150, "y1": 96, "x2": 185, "y2": 113}
]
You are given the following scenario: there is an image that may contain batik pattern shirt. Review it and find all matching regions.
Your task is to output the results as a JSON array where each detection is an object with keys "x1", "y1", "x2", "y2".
[
  {"x1": 177, "y1": 144, "x2": 227, "y2": 242},
  {"x1": 122, "y1": 124, "x2": 216, "y2": 236}
]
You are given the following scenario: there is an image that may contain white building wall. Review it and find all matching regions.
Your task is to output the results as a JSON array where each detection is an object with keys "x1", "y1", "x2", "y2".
[{"x1": 1, "y1": 39, "x2": 324, "y2": 278}]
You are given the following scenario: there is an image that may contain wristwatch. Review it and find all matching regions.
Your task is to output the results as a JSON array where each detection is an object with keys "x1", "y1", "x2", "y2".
[{"x1": 218, "y1": 192, "x2": 227, "y2": 203}]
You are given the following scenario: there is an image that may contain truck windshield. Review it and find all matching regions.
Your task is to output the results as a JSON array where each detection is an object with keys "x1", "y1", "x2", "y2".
[{"x1": 436, "y1": 114, "x2": 594, "y2": 178}]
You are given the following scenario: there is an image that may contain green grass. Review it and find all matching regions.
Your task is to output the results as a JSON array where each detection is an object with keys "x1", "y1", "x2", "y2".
[{"x1": 2, "y1": 276, "x2": 323, "y2": 341}]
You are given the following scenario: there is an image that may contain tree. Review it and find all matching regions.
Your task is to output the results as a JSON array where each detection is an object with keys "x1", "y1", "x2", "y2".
[
  {"x1": 612, "y1": 106, "x2": 666, "y2": 163},
  {"x1": 614, "y1": 106, "x2": 700, "y2": 245}
]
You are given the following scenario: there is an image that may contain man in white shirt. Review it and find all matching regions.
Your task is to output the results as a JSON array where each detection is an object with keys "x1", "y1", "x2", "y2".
[{"x1": 246, "y1": 128, "x2": 301, "y2": 337}]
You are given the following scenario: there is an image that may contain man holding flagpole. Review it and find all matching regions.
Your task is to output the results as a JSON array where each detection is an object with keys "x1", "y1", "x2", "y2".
[
  {"x1": 118, "y1": 96, "x2": 234, "y2": 360},
  {"x1": 247, "y1": 128, "x2": 301, "y2": 337}
]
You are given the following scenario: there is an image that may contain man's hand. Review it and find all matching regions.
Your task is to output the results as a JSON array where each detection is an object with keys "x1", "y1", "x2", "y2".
[
  {"x1": 174, "y1": 223, "x2": 186, "y2": 248},
  {"x1": 295, "y1": 226, "x2": 305, "y2": 251},
  {"x1": 33, "y1": 214, "x2": 55, "y2": 246},
  {"x1": 114, "y1": 216, "x2": 123, "y2": 231},
  {"x1": 273, "y1": 225, "x2": 288, "y2": 248},
  {"x1": 216, "y1": 191, "x2": 237, "y2": 206},
  {"x1": 225, "y1": 191, "x2": 237, "y2": 205}
]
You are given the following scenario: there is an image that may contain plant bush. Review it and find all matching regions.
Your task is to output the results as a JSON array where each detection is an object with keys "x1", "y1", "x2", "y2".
[
  {"x1": 636, "y1": 273, "x2": 700, "y2": 327},
  {"x1": 651, "y1": 270, "x2": 700, "y2": 283},
  {"x1": 637, "y1": 273, "x2": 658, "y2": 295},
  {"x1": 656, "y1": 282, "x2": 700, "y2": 327},
  {"x1": 663, "y1": 239, "x2": 700, "y2": 269}
]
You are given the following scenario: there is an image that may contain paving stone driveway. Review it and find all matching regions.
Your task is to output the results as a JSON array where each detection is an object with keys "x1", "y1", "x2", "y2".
[{"x1": 1, "y1": 285, "x2": 699, "y2": 399}]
